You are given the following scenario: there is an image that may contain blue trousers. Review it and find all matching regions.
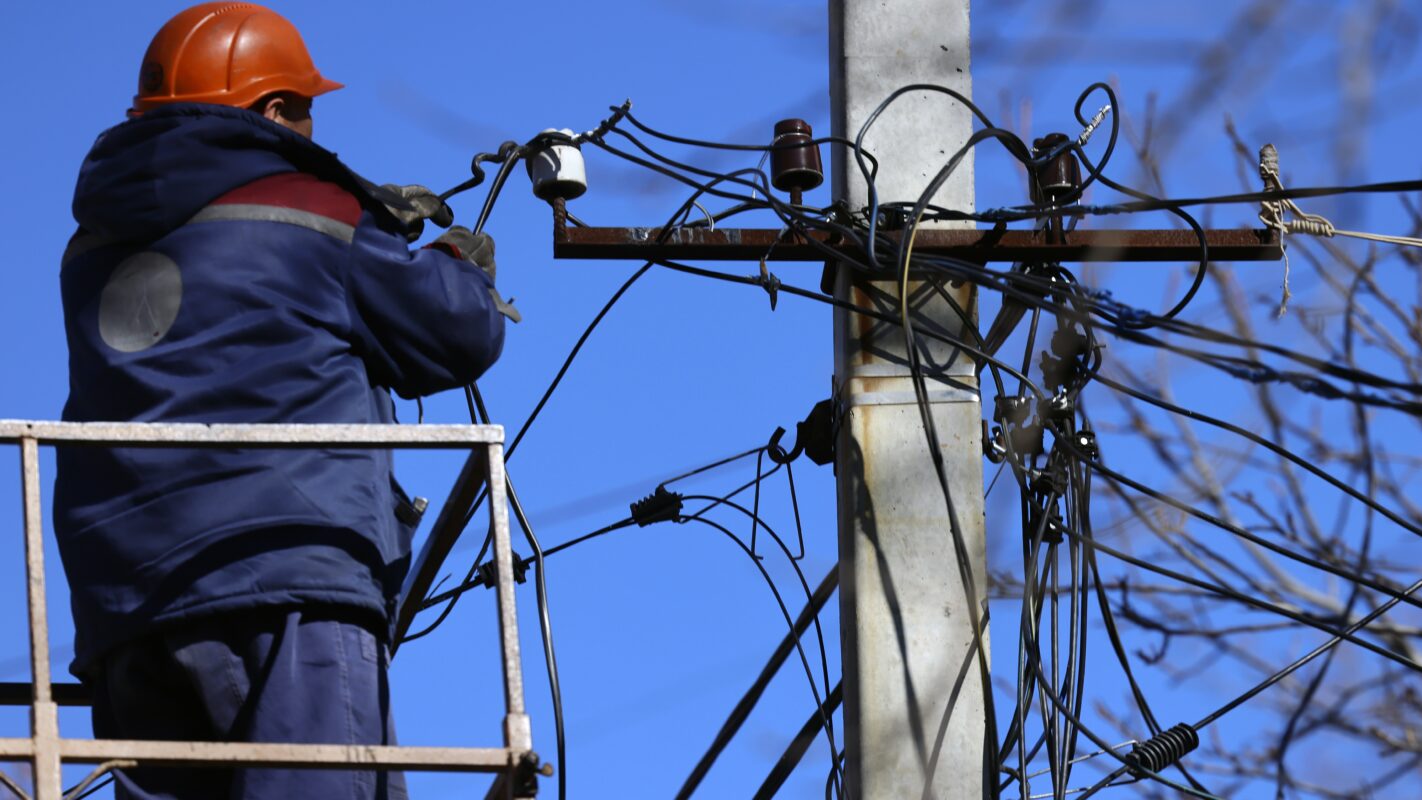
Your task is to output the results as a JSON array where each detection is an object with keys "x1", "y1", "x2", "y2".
[{"x1": 89, "y1": 609, "x2": 409, "y2": 800}]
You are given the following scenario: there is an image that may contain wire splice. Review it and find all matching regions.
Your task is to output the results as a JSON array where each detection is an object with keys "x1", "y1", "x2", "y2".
[
  {"x1": 631, "y1": 486, "x2": 684, "y2": 526},
  {"x1": 1077, "y1": 103, "x2": 1112, "y2": 147}
]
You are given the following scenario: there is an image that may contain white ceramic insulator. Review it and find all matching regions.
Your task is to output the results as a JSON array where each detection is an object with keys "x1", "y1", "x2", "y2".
[{"x1": 526, "y1": 128, "x2": 587, "y2": 201}]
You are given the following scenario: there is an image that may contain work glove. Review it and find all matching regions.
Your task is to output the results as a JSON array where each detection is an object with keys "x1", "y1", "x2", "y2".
[
  {"x1": 431, "y1": 226, "x2": 522, "y2": 323},
  {"x1": 380, "y1": 184, "x2": 455, "y2": 243}
]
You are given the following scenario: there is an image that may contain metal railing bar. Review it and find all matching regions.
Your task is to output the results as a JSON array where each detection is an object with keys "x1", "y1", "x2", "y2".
[
  {"x1": 22, "y1": 436, "x2": 63, "y2": 800},
  {"x1": 0, "y1": 421, "x2": 502, "y2": 448},
  {"x1": 488, "y1": 443, "x2": 532, "y2": 753},
  {"x1": 0, "y1": 738, "x2": 523, "y2": 771}
]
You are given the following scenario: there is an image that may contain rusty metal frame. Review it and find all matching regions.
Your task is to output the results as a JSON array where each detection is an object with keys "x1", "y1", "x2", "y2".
[
  {"x1": 0, "y1": 420, "x2": 535, "y2": 800},
  {"x1": 550, "y1": 205, "x2": 1283, "y2": 263}
]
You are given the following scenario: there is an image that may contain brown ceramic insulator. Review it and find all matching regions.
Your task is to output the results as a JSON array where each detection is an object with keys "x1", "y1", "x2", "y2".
[
  {"x1": 770, "y1": 118, "x2": 824, "y2": 193},
  {"x1": 1030, "y1": 132, "x2": 1082, "y2": 204}
]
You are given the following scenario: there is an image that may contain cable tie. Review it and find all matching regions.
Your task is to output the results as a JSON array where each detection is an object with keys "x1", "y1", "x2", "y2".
[
  {"x1": 631, "y1": 486, "x2": 683, "y2": 527},
  {"x1": 1126, "y1": 723, "x2": 1200, "y2": 776}
]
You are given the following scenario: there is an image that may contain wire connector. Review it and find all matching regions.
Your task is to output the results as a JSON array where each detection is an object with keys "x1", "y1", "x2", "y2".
[
  {"x1": 1126, "y1": 723, "x2": 1199, "y2": 776},
  {"x1": 631, "y1": 486, "x2": 683, "y2": 527}
]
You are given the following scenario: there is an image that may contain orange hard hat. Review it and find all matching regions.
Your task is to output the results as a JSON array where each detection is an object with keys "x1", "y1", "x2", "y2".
[{"x1": 130, "y1": 2, "x2": 342, "y2": 116}]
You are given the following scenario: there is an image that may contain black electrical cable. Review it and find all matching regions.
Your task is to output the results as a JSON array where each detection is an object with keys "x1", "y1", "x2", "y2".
[
  {"x1": 873, "y1": 102, "x2": 1120, "y2": 789},
  {"x1": 419, "y1": 518, "x2": 636, "y2": 608},
  {"x1": 608, "y1": 88, "x2": 1422, "y2": 404},
  {"x1": 676, "y1": 565, "x2": 839, "y2": 800},
  {"x1": 677, "y1": 502, "x2": 842, "y2": 797},
  {"x1": 399, "y1": 530, "x2": 493, "y2": 645},
  {"x1": 680, "y1": 495, "x2": 836, "y2": 722},
  {"x1": 897, "y1": 247, "x2": 1422, "y2": 408},
  {"x1": 1092, "y1": 373, "x2": 1422, "y2": 538},
  {"x1": 410, "y1": 175, "x2": 733, "y2": 642},
  {"x1": 600, "y1": 84, "x2": 1353, "y2": 795},
  {"x1": 568, "y1": 87, "x2": 1422, "y2": 797},
  {"x1": 1060, "y1": 519, "x2": 1422, "y2": 672},
  {"x1": 64, "y1": 772, "x2": 116, "y2": 800},
  {"x1": 659, "y1": 445, "x2": 765, "y2": 489},
  {"x1": 1083, "y1": 164, "x2": 1211, "y2": 322},
  {"x1": 1070, "y1": 429, "x2": 1215, "y2": 796},
  {"x1": 677, "y1": 515, "x2": 845, "y2": 795},
  {"x1": 1195, "y1": 573, "x2": 1422, "y2": 730},
  {"x1": 396, "y1": 87, "x2": 1422, "y2": 800},
  {"x1": 464, "y1": 384, "x2": 568, "y2": 800},
  {"x1": 976, "y1": 176, "x2": 1422, "y2": 222},
  {"x1": 681, "y1": 460, "x2": 786, "y2": 524},
  {"x1": 1059, "y1": 527, "x2": 1422, "y2": 799},
  {"x1": 890, "y1": 132, "x2": 1006, "y2": 792},
  {"x1": 624, "y1": 121, "x2": 1200, "y2": 794},
  {"x1": 619, "y1": 105, "x2": 878, "y2": 170},
  {"x1": 1086, "y1": 459, "x2": 1422, "y2": 610},
  {"x1": 650, "y1": 260, "x2": 1043, "y2": 397},
  {"x1": 1015, "y1": 534, "x2": 1225, "y2": 800},
  {"x1": 751, "y1": 680, "x2": 844, "y2": 800}
]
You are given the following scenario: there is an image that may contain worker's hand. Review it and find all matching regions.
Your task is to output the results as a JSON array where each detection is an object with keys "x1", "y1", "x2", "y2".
[
  {"x1": 381, "y1": 184, "x2": 455, "y2": 243},
  {"x1": 432, "y1": 226, "x2": 496, "y2": 280},
  {"x1": 431, "y1": 227, "x2": 521, "y2": 323}
]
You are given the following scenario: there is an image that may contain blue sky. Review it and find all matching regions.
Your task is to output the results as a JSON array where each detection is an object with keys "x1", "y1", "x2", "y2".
[{"x1": 4, "y1": 1, "x2": 1421, "y2": 797}]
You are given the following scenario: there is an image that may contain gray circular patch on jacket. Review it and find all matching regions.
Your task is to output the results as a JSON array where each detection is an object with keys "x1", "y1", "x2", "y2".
[{"x1": 99, "y1": 251, "x2": 182, "y2": 353}]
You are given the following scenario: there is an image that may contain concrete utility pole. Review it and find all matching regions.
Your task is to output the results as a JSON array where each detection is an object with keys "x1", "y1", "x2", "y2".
[{"x1": 830, "y1": 2, "x2": 989, "y2": 798}]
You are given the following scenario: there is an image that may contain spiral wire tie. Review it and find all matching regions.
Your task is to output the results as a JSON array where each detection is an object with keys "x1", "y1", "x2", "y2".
[{"x1": 1125, "y1": 723, "x2": 1200, "y2": 776}]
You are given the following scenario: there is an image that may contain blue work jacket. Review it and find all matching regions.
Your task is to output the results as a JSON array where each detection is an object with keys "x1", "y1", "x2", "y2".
[{"x1": 55, "y1": 104, "x2": 505, "y2": 674}]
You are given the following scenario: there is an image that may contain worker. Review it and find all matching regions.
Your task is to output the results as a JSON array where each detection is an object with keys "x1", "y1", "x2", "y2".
[{"x1": 54, "y1": 4, "x2": 514, "y2": 798}]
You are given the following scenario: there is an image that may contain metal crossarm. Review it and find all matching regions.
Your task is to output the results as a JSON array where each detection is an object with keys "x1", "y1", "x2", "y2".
[
  {"x1": 0, "y1": 420, "x2": 537, "y2": 800},
  {"x1": 548, "y1": 202, "x2": 1284, "y2": 264},
  {"x1": 552, "y1": 222, "x2": 1284, "y2": 263}
]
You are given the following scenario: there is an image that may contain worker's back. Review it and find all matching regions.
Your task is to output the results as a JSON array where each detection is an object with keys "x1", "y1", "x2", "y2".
[{"x1": 56, "y1": 103, "x2": 505, "y2": 675}]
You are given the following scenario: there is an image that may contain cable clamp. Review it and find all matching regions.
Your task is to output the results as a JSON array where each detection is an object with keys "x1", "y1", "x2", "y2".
[
  {"x1": 476, "y1": 550, "x2": 528, "y2": 589},
  {"x1": 631, "y1": 486, "x2": 683, "y2": 527}
]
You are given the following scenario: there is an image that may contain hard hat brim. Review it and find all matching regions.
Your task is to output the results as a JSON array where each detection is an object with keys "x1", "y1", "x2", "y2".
[{"x1": 128, "y1": 75, "x2": 344, "y2": 118}]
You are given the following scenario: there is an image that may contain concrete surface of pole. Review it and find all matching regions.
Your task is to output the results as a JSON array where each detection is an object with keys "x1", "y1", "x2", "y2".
[{"x1": 829, "y1": 1, "x2": 989, "y2": 798}]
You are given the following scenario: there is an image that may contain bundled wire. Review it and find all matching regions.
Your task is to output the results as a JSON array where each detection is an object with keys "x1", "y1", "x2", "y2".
[{"x1": 398, "y1": 74, "x2": 1422, "y2": 799}]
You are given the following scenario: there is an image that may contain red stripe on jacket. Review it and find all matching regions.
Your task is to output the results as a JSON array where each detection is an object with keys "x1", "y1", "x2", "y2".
[{"x1": 211, "y1": 172, "x2": 363, "y2": 228}]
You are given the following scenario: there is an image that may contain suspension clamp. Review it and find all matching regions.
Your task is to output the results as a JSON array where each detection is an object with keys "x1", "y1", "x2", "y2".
[{"x1": 631, "y1": 486, "x2": 683, "y2": 527}]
